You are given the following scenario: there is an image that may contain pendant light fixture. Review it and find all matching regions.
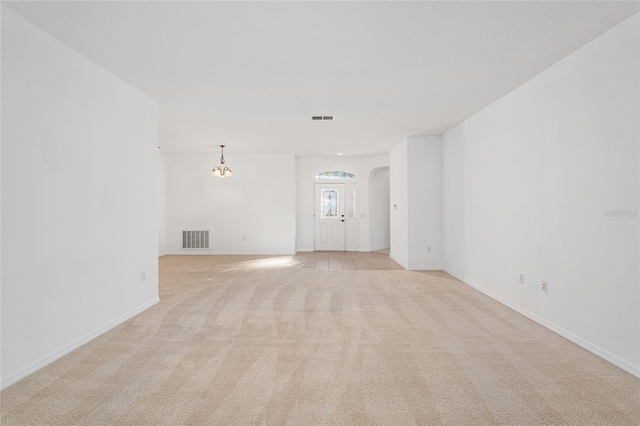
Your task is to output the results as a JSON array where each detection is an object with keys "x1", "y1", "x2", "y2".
[{"x1": 211, "y1": 145, "x2": 233, "y2": 178}]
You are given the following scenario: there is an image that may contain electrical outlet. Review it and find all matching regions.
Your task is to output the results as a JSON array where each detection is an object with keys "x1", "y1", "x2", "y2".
[
  {"x1": 428, "y1": 246, "x2": 431, "y2": 253},
  {"x1": 542, "y1": 280, "x2": 548, "y2": 292},
  {"x1": 141, "y1": 272, "x2": 146, "y2": 282},
  {"x1": 242, "y1": 236, "x2": 246, "y2": 242},
  {"x1": 519, "y1": 274, "x2": 525, "y2": 284}
]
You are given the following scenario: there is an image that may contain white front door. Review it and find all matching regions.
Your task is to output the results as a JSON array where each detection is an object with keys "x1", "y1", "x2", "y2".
[
  {"x1": 314, "y1": 183, "x2": 359, "y2": 251},
  {"x1": 315, "y1": 184, "x2": 345, "y2": 251}
]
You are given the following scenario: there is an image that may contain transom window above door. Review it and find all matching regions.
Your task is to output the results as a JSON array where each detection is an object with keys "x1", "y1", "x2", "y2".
[{"x1": 315, "y1": 171, "x2": 356, "y2": 179}]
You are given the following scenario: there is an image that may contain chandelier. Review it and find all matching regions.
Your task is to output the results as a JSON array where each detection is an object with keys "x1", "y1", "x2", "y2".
[{"x1": 211, "y1": 145, "x2": 233, "y2": 178}]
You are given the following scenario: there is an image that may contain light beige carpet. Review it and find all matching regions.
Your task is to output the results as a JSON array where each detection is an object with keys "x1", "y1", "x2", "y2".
[{"x1": 1, "y1": 255, "x2": 639, "y2": 425}]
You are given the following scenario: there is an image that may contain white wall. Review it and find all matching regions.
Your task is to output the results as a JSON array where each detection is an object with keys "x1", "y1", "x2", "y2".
[
  {"x1": 408, "y1": 136, "x2": 443, "y2": 269},
  {"x1": 443, "y1": 14, "x2": 640, "y2": 376},
  {"x1": 369, "y1": 167, "x2": 390, "y2": 251},
  {"x1": 158, "y1": 153, "x2": 168, "y2": 257},
  {"x1": 296, "y1": 155, "x2": 389, "y2": 252},
  {"x1": 166, "y1": 153, "x2": 296, "y2": 255},
  {"x1": 390, "y1": 140, "x2": 408, "y2": 265},
  {"x1": 1, "y1": 8, "x2": 159, "y2": 389},
  {"x1": 0, "y1": 7, "x2": 4, "y2": 383},
  {"x1": 390, "y1": 136, "x2": 443, "y2": 269}
]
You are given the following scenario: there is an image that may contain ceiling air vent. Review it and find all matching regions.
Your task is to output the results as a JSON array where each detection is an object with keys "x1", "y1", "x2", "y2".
[{"x1": 311, "y1": 115, "x2": 335, "y2": 121}]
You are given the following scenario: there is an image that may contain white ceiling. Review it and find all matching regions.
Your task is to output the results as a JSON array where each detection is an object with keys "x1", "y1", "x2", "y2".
[{"x1": 4, "y1": 1, "x2": 639, "y2": 157}]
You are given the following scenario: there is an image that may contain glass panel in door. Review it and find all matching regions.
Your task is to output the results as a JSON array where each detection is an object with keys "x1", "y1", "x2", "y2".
[{"x1": 321, "y1": 188, "x2": 340, "y2": 218}]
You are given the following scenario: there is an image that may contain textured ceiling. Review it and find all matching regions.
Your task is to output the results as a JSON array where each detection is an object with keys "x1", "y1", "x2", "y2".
[{"x1": 3, "y1": 1, "x2": 639, "y2": 156}]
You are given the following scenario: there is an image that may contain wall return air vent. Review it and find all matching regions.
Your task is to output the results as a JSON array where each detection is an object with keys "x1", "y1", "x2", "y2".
[
  {"x1": 311, "y1": 115, "x2": 335, "y2": 121},
  {"x1": 182, "y1": 230, "x2": 210, "y2": 250}
]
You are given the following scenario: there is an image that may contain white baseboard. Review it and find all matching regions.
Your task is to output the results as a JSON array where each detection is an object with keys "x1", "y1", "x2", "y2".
[
  {"x1": 167, "y1": 251, "x2": 297, "y2": 256},
  {"x1": 408, "y1": 265, "x2": 444, "y2": 271},
  {"x1": 0, "y1": 297, "x2": 160, "y2": 390},
  {"x1": 296, "y1": 248, "x2": 314, "y2": 253},
  {"x1": 443, "y1": 268, "x2": 640, "y2": 379}
]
